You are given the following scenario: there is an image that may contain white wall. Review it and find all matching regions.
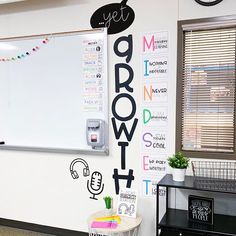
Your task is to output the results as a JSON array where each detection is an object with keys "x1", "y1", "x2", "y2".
[{"x1": 0, "y1": 1, "x2": 235, "y2": 236}]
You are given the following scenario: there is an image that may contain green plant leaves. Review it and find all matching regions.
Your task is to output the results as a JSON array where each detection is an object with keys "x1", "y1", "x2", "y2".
[{"x1": 167, "y1": 152, "x2": 189, "y2": 169}]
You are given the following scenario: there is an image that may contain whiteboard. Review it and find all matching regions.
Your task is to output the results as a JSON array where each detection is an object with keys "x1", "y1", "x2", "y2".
[{"x1": 0, "y1": 28, "x2": 108, "y2": 155}]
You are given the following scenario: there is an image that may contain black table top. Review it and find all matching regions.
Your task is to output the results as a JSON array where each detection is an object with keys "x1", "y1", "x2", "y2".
[{"x1": 158, "y1": 174, "x2": 236, "y2": 194}]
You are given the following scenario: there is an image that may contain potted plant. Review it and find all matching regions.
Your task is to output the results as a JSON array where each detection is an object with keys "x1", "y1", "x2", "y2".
[
  {"x1": 103, "y1": 196, "x2": 113, "y2": 216},
  {"x1": 168, "y1": 152, "x2": 189, "y2": 182}
]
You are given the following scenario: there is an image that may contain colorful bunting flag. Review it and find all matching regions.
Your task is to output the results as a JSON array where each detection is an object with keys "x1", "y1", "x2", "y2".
[{"x1": 0, "y1": 37, "x2": 50, "y2": 62}]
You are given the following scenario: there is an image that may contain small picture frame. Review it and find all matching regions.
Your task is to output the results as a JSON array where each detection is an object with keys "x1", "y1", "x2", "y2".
[
  {"x1": 188, "y1": 195, "x2": 214, "y2": 225},
  {"x1": 117, "y1": 188, "x2": 138, "y2": 218}
]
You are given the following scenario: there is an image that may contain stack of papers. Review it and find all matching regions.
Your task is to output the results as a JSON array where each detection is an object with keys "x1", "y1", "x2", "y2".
[{"x1": 91, "y1": 215, "x2": 121, "y2": 229}]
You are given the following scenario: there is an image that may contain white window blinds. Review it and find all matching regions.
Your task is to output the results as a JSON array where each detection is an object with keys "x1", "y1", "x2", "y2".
[{"x1": 182, "y1": 27, "x2": 236, "y2": 153}]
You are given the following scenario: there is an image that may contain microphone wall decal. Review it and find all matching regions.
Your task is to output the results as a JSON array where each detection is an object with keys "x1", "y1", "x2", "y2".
[{"x1": 87, "y1": 171, "x2": 104, "y2": 200}]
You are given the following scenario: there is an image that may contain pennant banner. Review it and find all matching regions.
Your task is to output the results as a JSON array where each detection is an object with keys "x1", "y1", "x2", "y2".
[{"x1": 0, "y1": 37, "x2": 50, "y2": 62}]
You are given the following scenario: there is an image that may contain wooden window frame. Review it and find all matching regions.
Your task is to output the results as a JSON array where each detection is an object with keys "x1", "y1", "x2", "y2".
[{"x1": 176, "y1": 15, "x2": 236, "y2": 160}]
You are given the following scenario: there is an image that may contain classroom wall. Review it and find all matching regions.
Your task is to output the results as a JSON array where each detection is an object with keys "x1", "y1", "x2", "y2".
[{"x1": 0, "y1": 1, "x2": 235, "y2": 236}]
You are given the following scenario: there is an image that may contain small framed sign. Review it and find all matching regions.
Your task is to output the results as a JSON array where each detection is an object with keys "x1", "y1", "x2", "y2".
[
  {"x1": 117, "y1": 188, "x2": 138, "y2": 218},
  {"x1": 188, "y1": 195, "x2": 214, "y2": 224}
]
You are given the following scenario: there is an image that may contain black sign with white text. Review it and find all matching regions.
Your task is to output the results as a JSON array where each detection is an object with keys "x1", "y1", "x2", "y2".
[
  {"x1": 90, "y1": 0, "x2": 135, "y2": 35},
  {"x1": 188, "y1": 195, "x2": 214, "y2": 225}
]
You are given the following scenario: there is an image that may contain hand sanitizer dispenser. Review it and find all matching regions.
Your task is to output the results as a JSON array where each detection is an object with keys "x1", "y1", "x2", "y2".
[{"x1": 86, "y1": 119, "x2": 105, "y2": 148}]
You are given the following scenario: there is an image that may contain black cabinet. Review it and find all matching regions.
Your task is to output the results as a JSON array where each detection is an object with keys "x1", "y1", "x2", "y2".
[
  {"x1": 160, "y1": 228, "x2": 205, "y2": 236},
  {"x1": 157, "y1": 174, "x2": 236, "y2": 236}
]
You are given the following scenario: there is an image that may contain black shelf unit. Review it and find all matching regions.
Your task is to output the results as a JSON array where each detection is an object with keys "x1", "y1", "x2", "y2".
[{"x1": 157, "y1": 174, "x2": 236, "y2": 236}]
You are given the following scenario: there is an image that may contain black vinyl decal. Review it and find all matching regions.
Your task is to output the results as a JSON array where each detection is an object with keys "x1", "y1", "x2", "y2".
[{"x1": 90, "y1": 0, "x2": 135, "y2": 35}]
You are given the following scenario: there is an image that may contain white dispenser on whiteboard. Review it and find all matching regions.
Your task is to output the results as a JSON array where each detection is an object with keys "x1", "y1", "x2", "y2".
[{"x1": 86, "y1": 119, "x2": 105, "y2": 149}]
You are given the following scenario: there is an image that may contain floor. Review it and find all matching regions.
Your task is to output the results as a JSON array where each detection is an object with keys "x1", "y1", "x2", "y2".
[{"x1": 0, "y1": 226, "x2": 53, "y2": 236}]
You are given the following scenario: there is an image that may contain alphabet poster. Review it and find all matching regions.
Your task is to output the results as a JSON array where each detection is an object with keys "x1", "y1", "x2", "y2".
[
  {"x1": 142, "y1": 177, "x2": 166, "y2": 197},
  {"x1": 141, "y1": 31, "x2": 169, "y2": 198},
  {"x1": 143, "y1": 82, "x2": 168, "y2": 103},
  {"x1": 142, "y1": 154, "x2": 167, "y2": 175},
  {"x1": 142, "y1": 31, "x2": 168, "y2": 54},
  {"x1": 142, "y1": 129, "x2": 167, "y2": 153},
  {"x1": 143, "y1": 106, "x2": 168, "y2": 127},
  {"x1": 143, "y1": 55, "x2": 168, "y2": 79}
]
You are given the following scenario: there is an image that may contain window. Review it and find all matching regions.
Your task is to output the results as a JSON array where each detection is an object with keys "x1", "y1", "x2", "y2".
[{"x1": 176, "y1": 16, "x2": 236, "y2": 159}]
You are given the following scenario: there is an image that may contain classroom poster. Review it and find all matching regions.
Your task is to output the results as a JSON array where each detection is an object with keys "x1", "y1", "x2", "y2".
[
  {"x1": 141, "y1": 31, "x2": 169, "y2": 198},
  {"x1": 117, "y1": 188, "x2": 138, "y2": 218},
  {"x1": 143, "y1": 82, "x2": 168, "y2": 103},
  {"x1": 143, "y1": 106, "x2": 168, "y2": 127},
  {"x1": 82, "y1": 39, "x2": 104, "y2": 112},
  {"x1": 142, "y1": 31, "x2": 168, "y2": 54},
  {"x1": 142, "y1": 154, "x2": 167, "y2": 175},
  {"x1": 143, "y1": 55, "x2": 168, "y2": 79},
  {"x1": 142, "y1": 129, "x2": 167, "y2": 153},
  {"x1": 142, "y1": 177, "x2": 166, "y2": 197}
]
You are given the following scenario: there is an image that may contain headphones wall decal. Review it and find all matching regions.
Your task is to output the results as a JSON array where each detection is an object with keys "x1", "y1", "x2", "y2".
[{"x1": 70, "y1": 158, "x2": 90, "y2": 179}]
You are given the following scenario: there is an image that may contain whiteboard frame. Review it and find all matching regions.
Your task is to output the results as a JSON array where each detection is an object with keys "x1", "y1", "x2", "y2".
[{"x1": 0, "y1": 28, "x2": 109, "y2": 155}]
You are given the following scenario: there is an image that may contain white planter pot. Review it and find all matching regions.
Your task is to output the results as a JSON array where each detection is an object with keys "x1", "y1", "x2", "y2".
[
  {"x1": 172, "y1": 168, "x2": 186, "y2": 182},
  {"x1": 104, "y1": 208, "x2": 113, "y2": 216}
]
